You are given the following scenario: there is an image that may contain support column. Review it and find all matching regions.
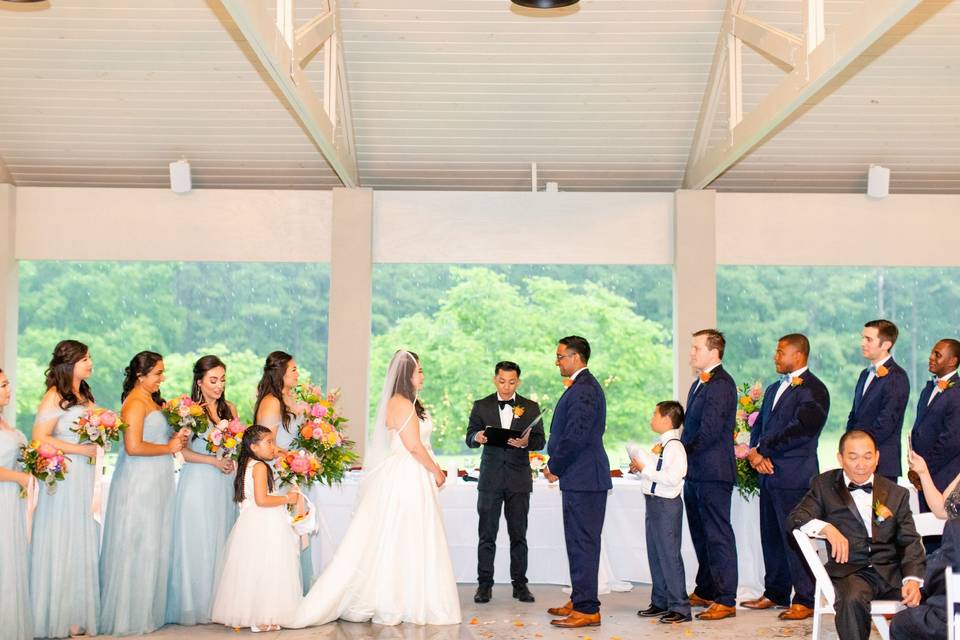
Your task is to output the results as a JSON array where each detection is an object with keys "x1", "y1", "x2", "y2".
[
  {"x1": 326, "y1": 187, "x2": 373, "y2": 461},
  {"x1": 0, "y1": 184, "x2": 17, "y2": 426},
  {"x1": 673, "y1": 189, "x2": 717, "y2": 399}
]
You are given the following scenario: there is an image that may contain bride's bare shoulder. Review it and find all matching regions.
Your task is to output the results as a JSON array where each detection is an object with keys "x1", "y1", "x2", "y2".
[{"x1": 385, "y1": 395, "x2": 415, "y2": 428}]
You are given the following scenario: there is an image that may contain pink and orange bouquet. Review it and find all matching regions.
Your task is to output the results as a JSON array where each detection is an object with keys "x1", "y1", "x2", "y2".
[
  {"x1": 205, "y1": 418, "x2": 246, "y2": 460},
  {"x1": 275, "y1": 449, "x2": 322, "y2": 489},
  {"x1": 162, "y1": 394, "x2": 210, "y2": 437},
  {"x1": 733, "y1": 381, "x2": 764, "y2": 498},
  {"x1": 71, "y1": 408, "x2": 127, "y2": 463},
  {"x1": 18, "y1": 440, "x2": 69, "y2": 496},
  {"x1": 529, "y1": 452, "x2": 548, "y2": 479},
  {"x1": 291, "y1": 383, "x2": 357, "y2": 485}
]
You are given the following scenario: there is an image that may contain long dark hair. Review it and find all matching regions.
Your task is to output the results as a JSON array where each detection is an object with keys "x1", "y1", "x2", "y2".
[
  {"x1": 396, "y1": 351, "x2": 426, "y2": 420},
  {"x1": 121, "y1": 351, "x2": 165, "y2": 405},
  {"x1": 234, "y1": 425, "x2": 273, "y2": 503},
  {"x1": 191, "y1": 355, "x2": 231, "y2": 423},
  {"x1": 254, "y1": 351, "x2": 295, "y2": 431},
  {"x1": 45, "y1": 340, "x2": 95, "y2": 410}
]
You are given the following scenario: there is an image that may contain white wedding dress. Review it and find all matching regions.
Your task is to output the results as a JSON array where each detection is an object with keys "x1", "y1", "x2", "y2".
[{"x1": 286, "y1": 411, "x2": 461, "y2": 628}]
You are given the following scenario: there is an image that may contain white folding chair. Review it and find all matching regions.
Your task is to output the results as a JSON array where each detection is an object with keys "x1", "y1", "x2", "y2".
[
  {"x1": 914, "y1": 511, "x2": 946, "y2": 537},
  {"x1": 947, "y1": 567, "x2": 960, "y2": 640},
  {"x1": 792, "y1": 529, "x2": 904, "y2": 640}
]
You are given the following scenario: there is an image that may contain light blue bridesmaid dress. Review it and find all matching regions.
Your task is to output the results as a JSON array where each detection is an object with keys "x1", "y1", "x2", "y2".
[
  {"x1": 99, "y1": 409, "x2": 176, "y2": 636},
  {"x1": 272, "y1": 413, "x2": 314, "y2": 594},
  {"x1": 0, "y1": 427, "x2": 32, "y2": 640},
  {"x1": 30, "y1": 405, "x2": 101, "y2": 638},
  {"x1": 165, "y1": 430, "x2": 237, "y2": 625}
]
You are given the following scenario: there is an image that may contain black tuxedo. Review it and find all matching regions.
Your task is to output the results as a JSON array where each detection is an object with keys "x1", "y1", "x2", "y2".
[
  {"x1": 789, "y1": 470, "x2": 925, "y2": 640},
  {"x1": 466, "y1": 392, "x2": 544, "y2": 587}
]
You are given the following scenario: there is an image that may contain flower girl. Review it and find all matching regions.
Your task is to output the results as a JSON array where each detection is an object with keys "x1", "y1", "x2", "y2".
[{"x1": 210, "y1": 425, "x2": 302, "y2": 632}]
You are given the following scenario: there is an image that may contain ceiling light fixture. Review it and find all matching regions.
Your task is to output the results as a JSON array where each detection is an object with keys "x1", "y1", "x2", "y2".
[{"x1": 511, "y1": 0, "x2": 579, "y2": 8}]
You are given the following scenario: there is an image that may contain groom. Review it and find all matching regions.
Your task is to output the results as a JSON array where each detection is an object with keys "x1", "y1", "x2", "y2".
[{"x1": 544, "y1": 336, "x2": 611, "y2": 629}]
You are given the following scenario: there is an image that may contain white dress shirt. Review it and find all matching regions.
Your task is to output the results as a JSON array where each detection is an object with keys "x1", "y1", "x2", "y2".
[
  {"x1": 862, "y1": 355, "x2": 892, "y2": 396},
  {"x1": 569, "y1": 367, "x2": 587, "y2": 382},
  {"x1": 635, "y1": 429, "x2": 686, "y2": 499},
  {"x1": 497, "y1": 394, "x2": 516, "y2": 430},
  {"x1": 928, "y1": 368, "x2": 959, "y2": 406},
  {"x1": 772, "y1": 366, "x2": 808, "y2": 409}
]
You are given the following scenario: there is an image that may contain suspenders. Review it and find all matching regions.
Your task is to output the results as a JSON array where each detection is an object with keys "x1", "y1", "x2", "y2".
[{"x1": 649, "y1": 438, "x2": 681, "y2": 496}]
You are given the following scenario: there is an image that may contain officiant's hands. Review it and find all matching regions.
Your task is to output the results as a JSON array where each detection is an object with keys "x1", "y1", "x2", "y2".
[
  {"x1": 507, "y1": 432, "x2": 529, "y2": 448},
  {"x1": 543, "y1": 465, "x2": 558, "y2": 483},
  {"x1": 473, "y1": 431, "x2": 488, "y2": 445}
]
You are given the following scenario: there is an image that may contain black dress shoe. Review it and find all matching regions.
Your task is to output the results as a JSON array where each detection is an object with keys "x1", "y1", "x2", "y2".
[
  {"x1": 638, "y1": 605, "x2": 668, "y2": 617},
  {"x1": 659, "y1": 611, "x2": 692, "y2": 624},
  {"x1": 474, "y1": 585, "x2": 492, "y2": 603},
  {"x1": 512, "y1": 585, "x2": 535, "y2": 602}
]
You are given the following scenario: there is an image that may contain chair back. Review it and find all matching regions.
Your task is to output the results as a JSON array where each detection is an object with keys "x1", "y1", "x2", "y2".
[
  {"x1": 947, "y1": 567, "x2": 960, "y2": 640},
  {"x1": 914, "y1": 511, "x2": 946, "y2": 536},
  {"x1": 792, "y1": 529, "x2": 836, "y2": 606}
]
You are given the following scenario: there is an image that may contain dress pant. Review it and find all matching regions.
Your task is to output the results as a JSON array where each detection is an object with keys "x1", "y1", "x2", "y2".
[
  {"x1": 561, "y1": 490, "x2": 608, "y2": 615},
  {"x1": 644, "y1": 494, "x2": 690, "y2": 616},
  {"x1": 477, "y1": 489, "x2": 530, "y2": 587},
  {"x1": 833, "y1": 567, "x2": 901, "y2": 640},
  {"x1": 683, "y1": 480, "x2": 738, "y2": 607},
  {"x1": 758, "y1": 486, "x2": 815, "y2": 607}
]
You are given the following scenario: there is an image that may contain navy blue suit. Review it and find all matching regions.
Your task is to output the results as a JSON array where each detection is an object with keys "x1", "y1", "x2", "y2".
[
  {"x1": 681, "y1": 364, "x2": 738, "y2": 606},
  {"x1": 911, "y1": 373, "x2": 960, "y2": 512},
  {"x1": 750, "y1": 370, "x2": 830, "y2": 608},
  {"x1": 546, "y1": 369, "x2": 611, "y2": 614},
  {"x1": 846, "y1": 357, "x2": 909, "y2": 480}
]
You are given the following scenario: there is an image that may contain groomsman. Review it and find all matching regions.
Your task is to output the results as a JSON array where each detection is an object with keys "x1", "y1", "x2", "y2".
[
  {"x1": 681, "y1": 329, "x2": 738, "y2": 620},
  {"x1": 846, "y1": 319, "x2": 909, "y2": 482},
  {"x1": 544, "y1": 336, "x2": 611, "y2": 629},
  {"x1": 465, "y1": 361, "x2": 545, "y2": 604},
  {"x1": 744, "y1": 333, "x2": 829, "y2": 621},
  {"x1": 910, "y1": 339, "x2": 960, "y2": 513}
]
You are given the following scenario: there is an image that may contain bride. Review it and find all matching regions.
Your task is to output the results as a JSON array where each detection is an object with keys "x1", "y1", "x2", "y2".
[{"x1": 286, "y1": 350, "x2": 461, "y2": 627}]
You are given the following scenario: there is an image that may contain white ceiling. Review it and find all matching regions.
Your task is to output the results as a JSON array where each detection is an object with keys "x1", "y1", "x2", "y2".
[{"x1": 0, "y1": 0, "x2": 956, "y2": 193}]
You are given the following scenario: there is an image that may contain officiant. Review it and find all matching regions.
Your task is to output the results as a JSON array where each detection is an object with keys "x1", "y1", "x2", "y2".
[{"x1": 466, "y1": 361, "x2": 545, "y2": 605}]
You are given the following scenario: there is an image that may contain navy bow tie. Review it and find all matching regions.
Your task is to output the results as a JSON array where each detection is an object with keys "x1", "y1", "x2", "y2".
[
  {"x1": 779, "y1": 374, "x2": 792, "y2": 385},
  {"x1": 848, "y1": 482, "x2": 873, "y2": 493},
  {"x1": 498, "y1": 398, "x2": 516, "y2": 410},
  {"x1": 868, "y1": 364, "x2": 878, "y2": 374}
]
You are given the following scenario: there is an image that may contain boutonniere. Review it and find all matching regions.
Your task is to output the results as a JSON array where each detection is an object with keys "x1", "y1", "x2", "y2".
[
  {"x1": 652, "y1": 443, "x2": 664, "y2": 455},
  {"x1": 937, "y1": 379, "x2": 955, "y2": 392},
  {"x1": 512, "y1": 405, "x2": 525, "y2": 418},
  {"x1": 873, "y1": 500, "x2": 893, "y2": 523},
  {"x1": 699, "y1": 371, "x2": 712, "y2": 384},
  {"x1": 791, "y1": 376, "x2": 804, "y2": 387},
  {"x1": 875, "y1": 365, "x2": 889, "y2": 378},
  {"x1": 562, "y1": 378, "x2": 573, "y2": 388}
]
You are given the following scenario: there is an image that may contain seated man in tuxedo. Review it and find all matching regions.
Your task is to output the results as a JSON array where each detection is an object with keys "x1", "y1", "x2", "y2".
[
  {"x1": 465, "y1": 361, "x2": 544, "y2": 604},
  {"x1": 788, "y1": 430, "x2": 925, "y2": 640},
  {"x1": 891, "y1": 517, "x2": 960, "y2": 640}
]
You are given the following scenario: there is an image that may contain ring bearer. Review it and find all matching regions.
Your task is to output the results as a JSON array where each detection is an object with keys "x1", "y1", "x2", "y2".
[
  {"x1": 630, "y1": 401, "x2": 691, "y2": 624},
  {"x1": 466, "y1": 361, "x2": 545, "y2": 604}
]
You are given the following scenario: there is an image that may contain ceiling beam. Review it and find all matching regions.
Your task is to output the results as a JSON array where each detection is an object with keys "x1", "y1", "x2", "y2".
[
  {"x1": 295, "y1": 11, "x2": 335, "y2": 65},
  {"x1": 683, "y1": 0, "x2": 920, "y2": 191},
  {"x1": 732, "y1": 14, "x2": 803, "y2": 68},
  {"x1": 218, "y1": 0, "x2": 358, "y2": 187}
]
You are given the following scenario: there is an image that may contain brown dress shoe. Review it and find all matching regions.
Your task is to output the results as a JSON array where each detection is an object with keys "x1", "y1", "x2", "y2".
[
  {"x1": 695, "y1": 603, "x2": 737, "y2": 620},
  {"x1": 547, "y1": 601, "x2": 573, "y2": 617},
  {"x1": 741, "y1": 596, "x2": 779, "y2": 610},
  {"x1": 550, "y1": 611, "x2": 601, "y2": 628},
  {"x1": 778, "y1": 604, "x2": 814, "y2": 620},
  {"x1": 688, "y1": 593, "x2": 715, "y2": 608}
]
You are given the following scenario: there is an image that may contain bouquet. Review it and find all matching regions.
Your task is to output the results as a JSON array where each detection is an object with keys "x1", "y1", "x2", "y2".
[
  {"x1": 275, "y1": 449, "x2": 322, "y2": 489},
  {"x1": 162, "y1": 395, "x2": 210, "y2": 437},
  {"x1": 71, "y1": 408, "x2": 127, "y2": 464},
  {"x1": 529, "y1": 451, "x2": 548, "y2": 479},
  {"x1": 291, "y1": 384, "x2": 358, "y2": 486},
  {"x1": 205, "y1": 418, "x2": 246, "y2": 460},
  {"x1": 18, "y1": 440, "x2": 69, "y2": 496},
  {"x1": 733, "y1": 381, "x2": 763, "y2": 499}
]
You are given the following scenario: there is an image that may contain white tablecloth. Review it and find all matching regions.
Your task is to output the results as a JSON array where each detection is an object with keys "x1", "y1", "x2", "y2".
[{"x1": 307, "y1": 476, "x2": 766, "y2": 600}]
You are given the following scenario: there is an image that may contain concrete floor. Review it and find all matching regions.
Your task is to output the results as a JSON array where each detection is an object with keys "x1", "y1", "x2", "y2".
[{"x1": 128, "y1": 584, "x2": 874, "y2": 640}]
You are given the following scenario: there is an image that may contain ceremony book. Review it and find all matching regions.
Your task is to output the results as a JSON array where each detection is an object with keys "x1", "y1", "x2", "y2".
[{"x1": 482, "y1": 423, "x2": 533, "y2": 448}]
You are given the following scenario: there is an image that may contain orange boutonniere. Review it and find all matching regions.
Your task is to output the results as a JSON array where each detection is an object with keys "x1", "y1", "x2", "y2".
[
  {"x1": 562, "y1": 378, "x2": 573, "y2": 388},
  {"x1": 937, "y1": 379, "x2": 955, "y2": 392},
  {"x1": 873, "y1": 500, "x2": 893, "y2": 523},
  {"x1": 875, "y1": 365, "x2": 889, "y2": 378},
  {"x1": 699, "y1": 371, "x2": 712, "y2": 384},
  {"x1": 652, "y1": 443, "x2": 664, "y2": 455},
  {"x1": 512, "y1": 405, "x2": 525, "y2": 418},
  {"x1": 791, "y1": 376, "x2": 804, "y2": 387}
]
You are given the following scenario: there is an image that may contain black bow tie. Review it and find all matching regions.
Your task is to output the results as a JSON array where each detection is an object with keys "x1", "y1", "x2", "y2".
[
  {"x1": 848, "y1": 482, "x2": 873, "y2": 494},
  {"x1": 498, "y1": 398, "x2": 516, "y2": 409}
]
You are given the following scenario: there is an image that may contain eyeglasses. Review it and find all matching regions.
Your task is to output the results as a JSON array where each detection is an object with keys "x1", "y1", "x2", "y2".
[{"x1": 555, "y1": 353, "x2": 576, "y2": 363}]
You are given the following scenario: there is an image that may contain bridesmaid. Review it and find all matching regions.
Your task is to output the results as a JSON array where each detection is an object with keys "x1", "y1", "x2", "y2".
[
  {"x1": 99, "y1": 351, "x2": 187, "y2": 636},
  {"x1": 166, "y1": 355, "x2": 238, "y2": 626},
  {"x1": 30, "y1": 340, "x2": 100, "y2": 638},
  {"x1": 0, "y1": 368, "x2": 33, "y2": 640},
  {"x1": 253, "y1": 350, "x2": 312, "y2": 592}
]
